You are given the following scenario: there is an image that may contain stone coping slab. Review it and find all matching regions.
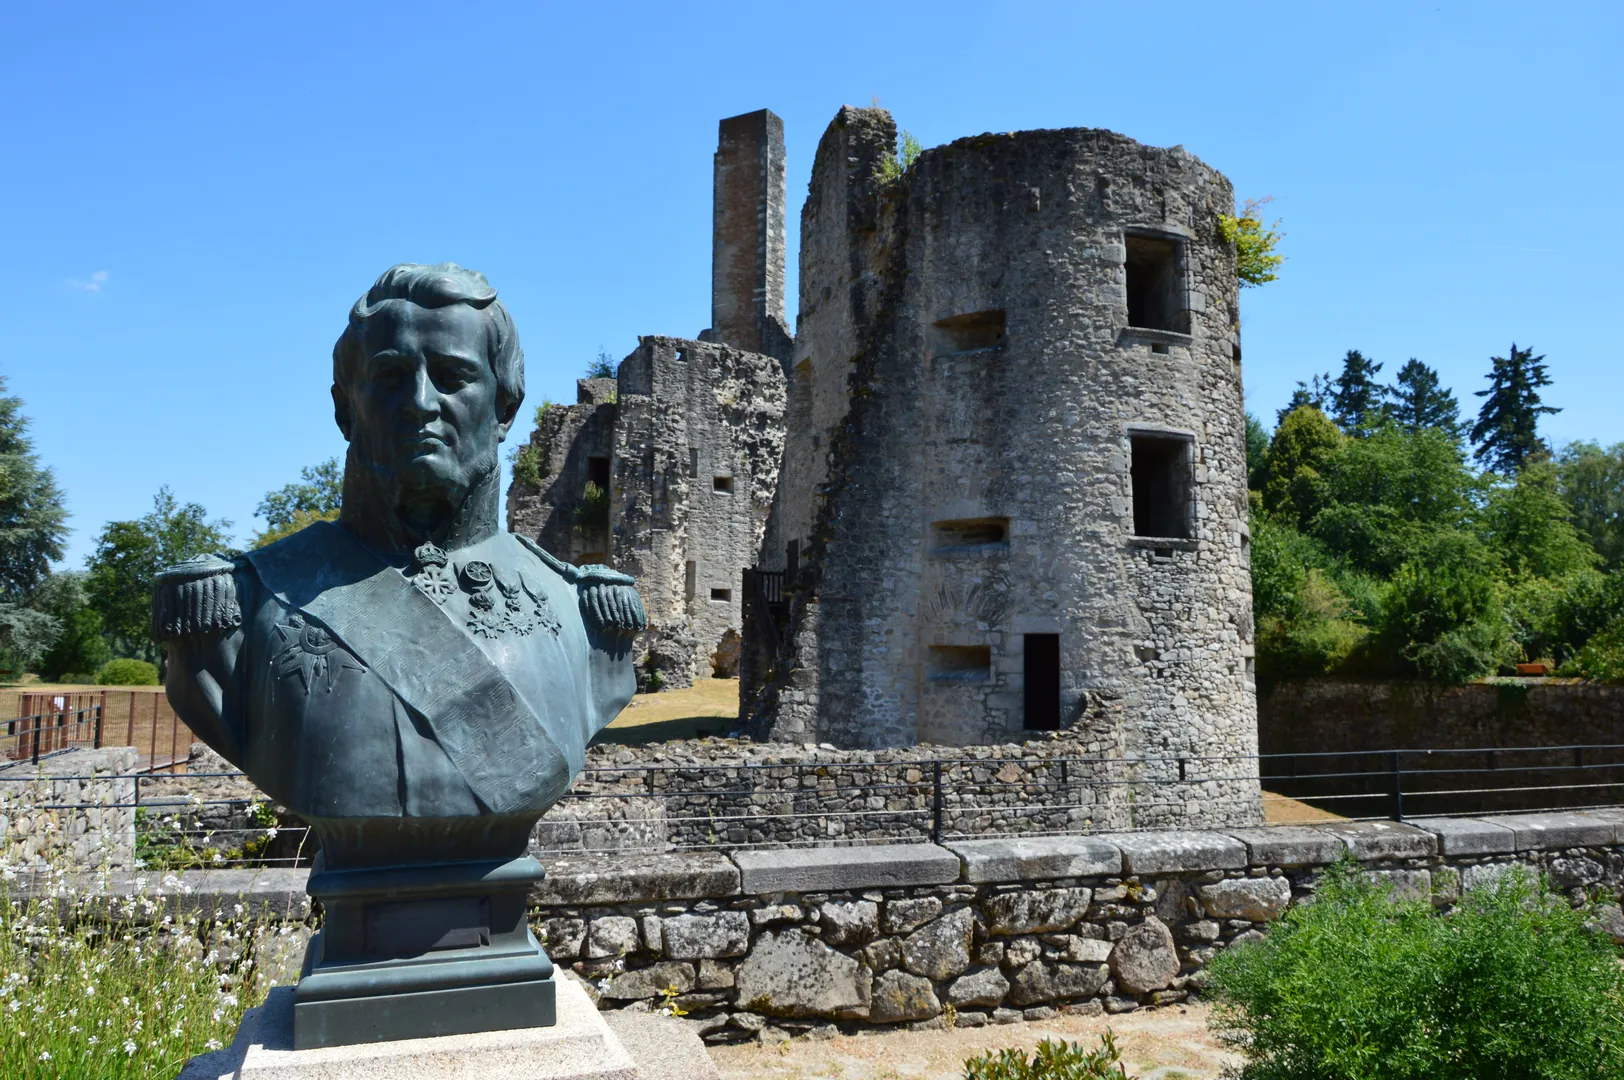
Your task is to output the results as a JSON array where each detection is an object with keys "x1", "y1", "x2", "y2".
[
  {"x1": 1093, "y1": 831, "x2": 1246, "y2": 875},
  {"x1": 22, "y1": 869, "x2": 313, "y2": 922},
  {"x1": 947, "y1": 836, "x2": 1123, "y2": 883},
  {"x1": 1223, "y1": 826, "x2": 1347, "y2": 867},
  {"x1": 1316, "y1": 821, "x2": 1437, "y2": 861},
  {"x1": 1406, "y1": 817, "x2": 1516, "y2": 857},
  {"x1": 731, "y1": 843, "x2": 960, "y2": 894},
  {"x1": 1481, "y1": 811, "x2": 1619, "y2": 851},
  {"x1": 533, "y1": 852, "x2": 740, "y2": 905}
]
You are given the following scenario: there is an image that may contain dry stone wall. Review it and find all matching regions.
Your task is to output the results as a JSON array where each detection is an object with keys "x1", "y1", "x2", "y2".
[{"x1": 0, "y1": 748, "x2": 137, "y2": 870}]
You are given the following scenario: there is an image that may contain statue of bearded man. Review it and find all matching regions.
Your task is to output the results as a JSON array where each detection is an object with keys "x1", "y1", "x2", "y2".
[{"x1": 154, "y1": 263, "x2": 644, "y2": 1048}]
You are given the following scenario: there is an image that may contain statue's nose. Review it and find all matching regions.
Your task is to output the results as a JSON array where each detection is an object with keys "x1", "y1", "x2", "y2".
[{"x1": 406, "y1": 367, "x2": 440, "y2": 419}]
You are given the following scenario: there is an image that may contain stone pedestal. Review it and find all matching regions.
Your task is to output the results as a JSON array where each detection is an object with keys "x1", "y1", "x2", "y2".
[{"x1": 179, "y1": 977, "x2": 708, "y2": 1080}]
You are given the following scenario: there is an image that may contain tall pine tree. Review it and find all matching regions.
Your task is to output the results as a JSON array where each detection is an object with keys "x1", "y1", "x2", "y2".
[
  {"x1": 1471, "y1": 342, "x2": 1559, "y2": 474},
  {"x1": 0, "y1": 375, "x2": 68, "y2": 599},
  {"x1": 1277, "y1": 372, "x2": 1334, "y2": 427},
  {"x1": 1329, "y1": 349, "x2": 1387, "y2": 435},
  {"x1": 1389, "y1": 358, "x2": 1463, "y2": 440}
]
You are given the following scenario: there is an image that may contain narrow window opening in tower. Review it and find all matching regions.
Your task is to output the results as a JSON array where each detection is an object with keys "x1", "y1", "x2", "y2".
[
  {"x1": 685, "y1": 561, "x2": 696, "y2": 601},
  {"x1": 928, "y1": 645, "x2": 991, "y2": 682},
  {"x1": 930, "y1": 517, "x2": 1010, "y2": 554},
  {"x1": 1124, "y1": 234, "x2": 1187, "y2": 333},
  {"x1": 931, "y1": 310, "x2": 1007, "y2": 354},
  {"x1": 687, "y1": 448, "x2": 698, "y2": 478},
  {"x1": 713, "y1": 476, "x2": 735, "y2": 494},
  {"x1": 1023, "y1": 634, "x2": 1061, "y2": 731},
  {"x1": 587, "y1": 456, "x2": 611, "y2": 488},
  {"x1": 709, "y1": 587, "x2": 733, "y2": 603},
  {"x1": 1130, "y1": 434, "x2": 1194, "y2": 539}
]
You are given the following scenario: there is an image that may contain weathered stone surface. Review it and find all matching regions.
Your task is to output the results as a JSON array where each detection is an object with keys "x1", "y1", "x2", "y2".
[
  {"x1": 603, "y1": 961, "x2": 697, "y2": 1001},
  {"x1": 1461, "y1": 861, "x2": 1521, "y2": 892},
  {"x1": 1318, "y1": 822, "x2": 1436, "y2": 861},
  {"x1": 732, "y1": 845, "x2": 959, "y2": 893},
  {"x1": 1590, "y1": 903, "x2": 1624, "y2": 945},
  {"x1": 1488, "y1": 812, "x2": 1618, "y2": 851},
  {"x1": 984, "y1": 887, "x2": 1092, "y2": 935},
  {"x1": 1059, "y1": 937, "x2": 1115, "y2": 963},
  {"x1": 901, "y1": 907, "x2": 973, "y2": 980},
  {"x1": 1224, "y1": 827, "x2": 1345, "y2": 867},
  {"x1": 533, "y1": 852, "x2": 740, "y2": 905},
  {"x1": 1196, "y1": 876, "x2": 1291, "y2": 921},
  {"x1": 882, "y1": 897, "x2": 943, "y2": 935},
  {"x1": 1408, "y1": 817, "x2": 1516, "y2": 857},
  {"x1": 539, "y1": 917, "x2": 585, "y2": 960},
  {"x1": 1548, "y1": 856, "x2": 1604, "y2": 889},
  {"x1": 1108, "y1": 918, "x2": 1179, "y2": 996},
  {"x1": 1368, "y1": 869, "x2": 1431, "y2": 903},
  {"x1": 818, "y1": 901, "x2": 879, "y2": 945},
  {"x1": 587, "y1": 916, "x2": 642, "y2": 959},
  {"x1": 947, "y1": 967, "x2": 1011, "y2": 1008},
  {"x1": 697, "y1": 959, "x2": 736, "y2": 989},
  {"x1": 735, "y1": 930, "x2": 871, "y2": 1018},
  {"x1": 869, "y1": 970, "x2": 941, "y2": 1023},
  {"x1": 1008, "y1": 962, "x2": 1109, "y2": 1006},
  {"x1": 863, "y1": 937, "x2": 902, "y2": 972},
  {"x1": 1098, "y1": 832, "x2": 1246, "y2": 875},
  {"x1": 661, "y1": 911, "x2": 750, "y2": 959},
  {"x1": 948, "y1": 837, "x2": 1121, "y2": 883}
]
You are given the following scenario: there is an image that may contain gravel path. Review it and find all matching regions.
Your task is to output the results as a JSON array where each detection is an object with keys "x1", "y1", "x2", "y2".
[{"x1": 710, "y1": 1002, "x2": 1241, "y2": 1079}]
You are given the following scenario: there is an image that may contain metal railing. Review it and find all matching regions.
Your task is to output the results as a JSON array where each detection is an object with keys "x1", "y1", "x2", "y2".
[
  {"x1": 2, "y1": 706, "x2": 104, "y2": 763},
  {"x1": 9, "y1": 690, "x2": 188, "y2": 772},
  {"x1": 4, "y1": 741, "x2": 1624, "y2": 866}
]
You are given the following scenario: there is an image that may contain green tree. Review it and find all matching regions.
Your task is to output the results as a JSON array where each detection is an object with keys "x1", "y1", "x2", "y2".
[
  {"x1": 1276, "y1": 373, "x2": 1332, "y2": 427},
  {"x1": 1556, "y1": 441, "x2": 1624, "y2": 568},
  {"x1": 1245, "y1": 413, "x2": 1270, "y2": 491},
  {"x1": 31, "y1": 571, "x2": 110, "y2": 681},
  {"x1": 1387, "y1": 358, "x2": 1462, "y2": 441},
  {"x1": 1261, "y1": 406, "x2": 1343, "y2": 532},
  {"x1": 1328, "y1": 349, "x2": 1388, "y2": 435},
  {"x1": 1477, "y1": 460, "x2": 1596, "y2": 580},
  {"x1": 1471, "y1": 342, "x2": 1559, "y2": 474},
  {"x1": 253, "y1": 458, "x2": 341, "y2": 546},
  {"x1": 0, "y1": 374, "x2": 69, "y2": 600},
  {"x1": 86, "y1": 488, "x2": 232, "y2": 662},
  {"x1": 1384, "y1": 531, "x2": 1512, "y2": 682},
  {"x1": 1217, "y1": 197, "x2": 1285, "y2": 288},
  {"x1": 584, "y1": 347, "x2": 616, "y2": 380}
]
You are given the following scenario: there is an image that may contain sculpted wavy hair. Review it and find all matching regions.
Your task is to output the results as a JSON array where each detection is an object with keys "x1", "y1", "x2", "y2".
[{"x1": 331, "y1": 262, "x2": 526, "y2": 434}]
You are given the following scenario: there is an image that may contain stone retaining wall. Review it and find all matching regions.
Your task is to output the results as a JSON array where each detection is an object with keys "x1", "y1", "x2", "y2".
[
  {"x1": 51, "y1": 810, "x2": 1624, "y2": 1045},
  {"x1": 0, "y1": 747, "x2": 137, "y2": 870}
]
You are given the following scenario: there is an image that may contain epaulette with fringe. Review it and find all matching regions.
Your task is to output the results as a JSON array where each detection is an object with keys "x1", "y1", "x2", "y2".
[
  {"x1": 515, "y1": 535, "x2": 647, "y2": 636},
  {"x1": 152, "y1": 555, "x2": 243, "y2": 639}
]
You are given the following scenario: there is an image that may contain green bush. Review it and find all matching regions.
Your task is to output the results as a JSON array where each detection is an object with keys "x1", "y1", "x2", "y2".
[
  {"x1": 1206, "y1": 863, "x2": 1624, "y2": 1080},
  {"x1": 96, "y1": 658, "x2": 159, "y2": 685},
  {"x1": 1565, "y1": 622, "x2": 1624, "y2": 683},
  {"x1": 964, "y1": 1034, "x2": 1133, "y2": 1079}
]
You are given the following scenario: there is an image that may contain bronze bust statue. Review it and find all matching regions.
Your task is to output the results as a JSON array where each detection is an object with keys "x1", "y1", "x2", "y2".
[{"x1": 154, "y1": 263, "x2": 644, "y2": 1048}]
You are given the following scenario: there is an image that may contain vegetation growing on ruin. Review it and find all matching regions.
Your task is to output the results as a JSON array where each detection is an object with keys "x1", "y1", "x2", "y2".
[
  {"x1": 877, "y1": 129, "x2": 924, "y2": 185},
  {"x1": 573, "y1": 480, "x2": 610, "y2": 532},
  {"x1": 1218, "y1": 197, "x2": 1285, "y2": 288},
  {"x1": 511, "y1": 443, "x2": 543, "y2": 488},
  {"x1": 1251, "y1": 347, "x2": 1624, "y2": 683},
  {"x1": 963, "y1": 1033, "x2": 1133, "y2": 1079},
  {"x1": 1205, "y1": 863, "x2": 1624, "y2": 1080}
]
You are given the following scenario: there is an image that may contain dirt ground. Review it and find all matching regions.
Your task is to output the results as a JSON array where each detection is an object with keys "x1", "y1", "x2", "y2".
[{"x1": 710, "y1": 1002, "x2": 1240, "y2": 1080}]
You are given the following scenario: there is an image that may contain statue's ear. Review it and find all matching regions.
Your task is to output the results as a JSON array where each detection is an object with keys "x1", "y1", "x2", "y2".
[
  {"x1": 494, "y1": 395, "x2": 520, "y2": 442},
  {"x1": 331, "y1": 385, "x2": 354, "y2": 441}
]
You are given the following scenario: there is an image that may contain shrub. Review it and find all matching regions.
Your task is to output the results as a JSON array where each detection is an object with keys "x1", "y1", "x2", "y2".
[
  {"x1": 573, "y1": 481, "x2": 610, "y2": 532},
  {"x1": 96, "y1": 658, "x2": 158, "y2": 686},
  {"x1": 964, "y1": 1034, "x2": 1133, "y2": 1079},
  {"x1": 1205, "y1": 863, "x2": 1624, "y2": 1080},
  {"x1": 1565, "y1": 622, "x2": 1624, "y2": 683},
  {"x1": 511, "y1": 444, "x2": 543, "y2": 489}
]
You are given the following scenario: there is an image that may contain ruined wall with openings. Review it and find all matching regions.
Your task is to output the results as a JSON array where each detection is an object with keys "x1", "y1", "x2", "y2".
[
  {"x1": 508, "y1": 340, "x2": 784, "y2": 689},
  {"x1": 744, "y1": 108, "x2": 1258, "y2": 827}
]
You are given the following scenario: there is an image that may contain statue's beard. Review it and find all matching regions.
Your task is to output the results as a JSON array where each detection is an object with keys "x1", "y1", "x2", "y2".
[{"x1": 340, "y1": 444, "x2": 501, "y2": 553}]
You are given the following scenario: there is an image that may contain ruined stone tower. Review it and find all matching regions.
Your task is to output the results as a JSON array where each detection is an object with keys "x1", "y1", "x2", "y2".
[
  {"x1": 740, "y1": 107, "x2": 1258, "y2": 825},
  {"x1": 506, "y1": 113, "x2": 788, "y2": 688}
]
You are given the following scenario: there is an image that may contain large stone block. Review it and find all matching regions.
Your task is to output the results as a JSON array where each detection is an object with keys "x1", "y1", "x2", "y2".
[
  {"x1": 1196, "y1": 876, "x2": 1291, "y2": 921},
  {"x1": 1097, "y1": 832, "x2": 1246, "y2": 875},
  {"x1": 1108, "y1": 917, "x2": 1179, "y2": 996},
  {"x1": 1223, "y1": 827, "x2": 1345, "y2": 867},
  {"x1": 947, "y1": 837, "x2": 1121, "y2": 883},
  {"x1": 818, "y1": 900, "x2": 879, "y2": 945},
  {"x1": 901, "y1": 907, "x2": 973, "y2": 980},
  {"x1": 660, "y1": 911, "x2": 750, "y2": 959},
  {"x1": 1317, "y1": 821, "x2": 1436, "y2": 860},
  {"x1": 984, "y1": 887, "x2": 1092, "y2": 935},
  {"x1": 1007, "y1": 961, "x2": 1109, "y2": 1006},
  {"x1": 735, "y1": 929, "x2": 871, "y2": 1018},
  {"x1": 533, "y1": 852, "x2": 740, "y2": 905},
  {"x1": 1483, "y1": 812, "x2": 1619, "y2": 851},
  {"x1": 869, "y1": 970, "x2": 941, "y2": 1023},
  {"x1": 1408, "y1": 817, "x2": 1516, "y2": 857},
  {"x1": 947, "y1": 967, "x2": 1011, "y2": 1008},
  {"x1": 732, "y1": 844, "x2": 959, "y2": 894}
]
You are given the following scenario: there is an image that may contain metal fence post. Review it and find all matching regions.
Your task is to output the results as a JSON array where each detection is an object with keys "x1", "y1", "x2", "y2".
[
  {"x1": 931, "y1": 761, "x2": 944, "y2": 845},
  {"x1": 1389, "y1": 750, "x2": 1404, "y2": 822}
]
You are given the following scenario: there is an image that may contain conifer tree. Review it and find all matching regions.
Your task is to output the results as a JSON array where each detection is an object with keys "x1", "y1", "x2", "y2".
[
  {"x1": 1389, "y1": 358, "x2": 1463, "y2": 440},
  {"x1": 1329, "y1": 349, "x2": 1387, "y2": 435},
  {"x1": 1471, "y1": 342, "x2": 1559, "y2": 474},
  {"x1": 0, "y1": 375, "x2": 68, "y2": 599},
  {"x1": 1277, "y1": 373, "x2": 1334, "y2": 427}
]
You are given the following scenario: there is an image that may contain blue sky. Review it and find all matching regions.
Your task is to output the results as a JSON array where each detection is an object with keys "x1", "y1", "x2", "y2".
[{"x1": 4, "y1": 2, "x2": 1620, "y2": 568}]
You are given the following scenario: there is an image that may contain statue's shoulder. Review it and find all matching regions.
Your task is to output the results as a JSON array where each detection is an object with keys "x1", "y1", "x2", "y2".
[
  {"x1": 152, "y1": 553, "x2": 247, "y2": 640},
  {"x1": 509, "y1": 534, "x2": 647, "y2": 637}
]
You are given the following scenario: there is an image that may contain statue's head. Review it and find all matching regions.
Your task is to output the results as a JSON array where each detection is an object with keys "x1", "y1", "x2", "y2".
[{"x1": 332, "y1": 264, "x2": 524, "y2": 533}]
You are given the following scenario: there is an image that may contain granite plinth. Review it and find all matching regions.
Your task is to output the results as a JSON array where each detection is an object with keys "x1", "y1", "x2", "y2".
[{"x1": 181, "y1": 978, "x2": 637, "y2": 1080}]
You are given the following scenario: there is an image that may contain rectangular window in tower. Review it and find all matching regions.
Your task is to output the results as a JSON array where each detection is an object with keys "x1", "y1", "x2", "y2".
[
  {"x1": 686, "y1": 448, "x2": 698, "y2": 478},
  {"x1": 1023, "y1": 634, "x2": 1061, "y2": 731},
  {"x1": 713, "y1": 476, "x2": 735, "y2": 494},
  {"x1": 1130, "y1": 433, "x2": 1194, "y2": 539},
  {"x1": 587, "y1": 456, "x2": 611, "y2": 488},
  {"x1": 931, "y1": 310, "x2": 1006, "y2": 355},
  {"x1": 1123, "y1": 233, "x2": 1188, "y2": 333},
  {"x1": 930, "y1": 517, "x2": 1010, "y2": 554},
  {"x1": 709, "y1": 587, "x2": 732, "y2": 603},
  {"x1": 685, "y1": 561, "x2": 696, "y2": 601},
  {"x1": 928, "y1": 645, "x2": 991, "y2": 683}
]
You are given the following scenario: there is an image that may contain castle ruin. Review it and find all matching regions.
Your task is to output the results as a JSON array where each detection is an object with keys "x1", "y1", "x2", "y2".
[{"x1": 510, "y1": 106, "x2": 1259, "y2": 824}]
